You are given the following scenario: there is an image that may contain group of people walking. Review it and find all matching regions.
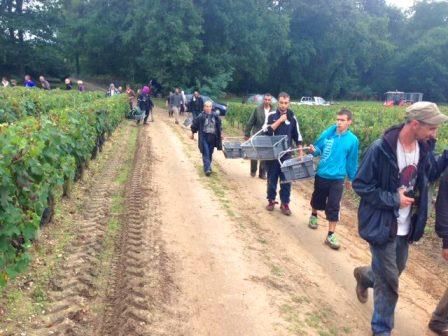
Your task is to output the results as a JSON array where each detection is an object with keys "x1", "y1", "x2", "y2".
[
  {"x1": 189, "y1": 90, "x2": 448, "y2": 336},
  {"x1": 1, "y1": 75, "x2": 85, "y2": 92},
  {"x1": 125, "y1": 84, "x2": 154, "y2": 124}
]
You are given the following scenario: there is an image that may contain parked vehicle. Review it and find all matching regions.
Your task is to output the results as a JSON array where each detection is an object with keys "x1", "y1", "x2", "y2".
[
  {"x1": 185, "y1": 94, "x2": 228, "y2": 116},
  {"x1": 383, "y1": 91, "x2": 423, "y2": 106},
  {"x1": 242, "y1": 94, "x2": 278, "y2": 105},
  {"x1": 294, "y1": 96, "x2": 330, "y2": 106}
]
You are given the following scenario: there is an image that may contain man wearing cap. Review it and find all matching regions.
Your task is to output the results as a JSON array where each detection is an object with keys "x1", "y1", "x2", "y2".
[{"x1": 352, "y1": 102, "x2": 448, "y2": 336}]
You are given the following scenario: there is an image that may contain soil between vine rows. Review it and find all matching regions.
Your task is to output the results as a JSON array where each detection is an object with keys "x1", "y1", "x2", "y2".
[{"x1": 2, "y1": 109, "x2": 447, "y2": 336}]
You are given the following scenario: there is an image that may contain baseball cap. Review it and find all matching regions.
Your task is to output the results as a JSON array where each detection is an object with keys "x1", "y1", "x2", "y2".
[{"x1": 405, "y1": 101, "x2": 448, "y2": 125}]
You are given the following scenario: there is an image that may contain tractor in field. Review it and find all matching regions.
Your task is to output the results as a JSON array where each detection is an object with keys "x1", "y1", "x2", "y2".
[{"x1": 384, "y1": 91, "x2": 423, "y2": 106}]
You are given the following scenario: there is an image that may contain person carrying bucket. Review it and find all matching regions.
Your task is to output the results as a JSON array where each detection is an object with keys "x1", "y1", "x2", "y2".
[
  {"x1": 263, "y1": 92, "x2": 302, "y2": 216},
  {"x1": 307, "y1": 108, "x2": 359, "y2": 250}
]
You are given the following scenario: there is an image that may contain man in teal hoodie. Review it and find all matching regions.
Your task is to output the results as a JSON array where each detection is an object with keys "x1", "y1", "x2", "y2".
[{"x1": 308, "y1": 109, "x2": 359, "y2": 250}]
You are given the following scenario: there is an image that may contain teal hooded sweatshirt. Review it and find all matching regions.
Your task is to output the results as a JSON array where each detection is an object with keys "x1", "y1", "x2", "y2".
[{"x1": 313, "y1": 125, "x2": 359, "y2": 181}]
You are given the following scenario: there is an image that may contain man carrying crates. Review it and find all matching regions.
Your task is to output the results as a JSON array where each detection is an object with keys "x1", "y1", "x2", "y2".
[
  {"x1": 308, "y1": 109, "x2": 359, "y2": 250},
  {"x1": 263, "y1": 92, "x2": 302, "y2": 215},
  {"x1": 244, "y1": 93, "x2": 276, "y2": 179}
]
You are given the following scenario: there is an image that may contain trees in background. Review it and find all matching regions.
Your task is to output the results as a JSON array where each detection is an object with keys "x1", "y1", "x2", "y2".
[{"x1": 1, "y1": 0, "x2": 448, "y2": 101}]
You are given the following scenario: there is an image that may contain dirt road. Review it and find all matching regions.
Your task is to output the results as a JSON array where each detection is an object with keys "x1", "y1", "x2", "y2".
[
  {"x1": 3, "y1": 108, "x2": 447, "y2": 336},
  {"x1": 141, "y1": 109, "x2": 445, "y2": 335}
]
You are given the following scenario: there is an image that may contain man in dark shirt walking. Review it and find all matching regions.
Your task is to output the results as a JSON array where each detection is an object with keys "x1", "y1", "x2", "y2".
[{"x1": 263, "y1": 92, "x2": 302, "y2": 216}]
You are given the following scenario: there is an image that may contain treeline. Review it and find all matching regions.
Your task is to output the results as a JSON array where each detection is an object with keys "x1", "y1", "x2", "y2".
[{"x1": 1, "y1": 0, "x2": 448, "y2": 101}]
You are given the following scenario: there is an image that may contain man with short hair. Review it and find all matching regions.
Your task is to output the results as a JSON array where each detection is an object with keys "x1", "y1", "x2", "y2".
[
  {"x1": 190, "y1": 101, "x2": 223, "y2": 176},
  {"x1": 352, "y1": 102, "x2": 448, "y2": 336},
  {"x1": 244, "y1": 93, "x2": 275, "y2": 179},
  {"x1": 189, "y1": 91, "x2": 204, "y2": 119},
  {"x1": 264, "y1": 92, "x2": 302, "y2": 216},
  {"x1": 39, "y1": 76, "x2": 51, "y2": 90},
  {"x1": 308, "y1": 109, "x2": 359, "y2": 250}
]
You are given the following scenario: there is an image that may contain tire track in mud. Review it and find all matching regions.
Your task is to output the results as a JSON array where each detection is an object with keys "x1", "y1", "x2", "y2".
[
  {"x1": 98, "y1": 126, "x2": 183, "y2": 336},
  {"x1": 30, "y1": 126, "x2": 133, "y2": 336}
]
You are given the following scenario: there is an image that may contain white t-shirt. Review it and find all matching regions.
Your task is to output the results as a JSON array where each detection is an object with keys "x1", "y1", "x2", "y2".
[
  {"x1": 396, "y1": 140, "x2": 419, "y2": 236},
  {"x1": 264, "y1": 107, "x2": 270, "y2": 117}
]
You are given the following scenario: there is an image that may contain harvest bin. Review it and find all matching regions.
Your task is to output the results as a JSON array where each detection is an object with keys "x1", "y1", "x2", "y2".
[
  {"x1": 223, "y1": 140, "x2": 243, "y2": 159},
  {"x1": 281, "y1": 154, "x2": 315, "y2": 182},
  {"x1": 241, "y1": 129, "x2": 288, "y2": 161}
]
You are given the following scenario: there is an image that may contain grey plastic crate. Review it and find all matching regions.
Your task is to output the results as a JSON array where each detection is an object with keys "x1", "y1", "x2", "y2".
[
  {"x1": 241, "y1": 135, "x2": 288, "y2": 160},
  {"x1": 223, "y1": 141, "x2": 243, "y2": 159},
  {"x1": 281, "y1": 154, "x2": 315, "y2": 182}
]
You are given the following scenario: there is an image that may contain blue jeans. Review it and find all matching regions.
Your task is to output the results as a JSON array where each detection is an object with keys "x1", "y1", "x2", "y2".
[
  {"x1": 266, "y1": 160, "x2": 291, "y2": 204},
  {"x1": 201, "y1": 137, "x2": 214, "y2": 172},
  {"x1": 356, "y1": 236, "x2": 409, "y2": 335}
]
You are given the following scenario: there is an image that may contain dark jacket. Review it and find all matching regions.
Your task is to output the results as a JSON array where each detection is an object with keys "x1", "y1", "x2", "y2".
[
  {"x1": 191, "y1": 112, "x2": 223, "y2": 153},
  {"x1": 353, "y1": 124, "x2": 440, "y2": 245},
  {"x1": 244, "y1": 104, "x2": 275, "y2": 137},
  {"x1": 436, "y1": 169, "x2": 448, "y2": 248},
  {"x1": 264, "y1": 109, "x2": 303, "y2": 147},
  {"x1": 138, "y1": 93, "x2": 153, "y2": 112},
  {"x1": 188, "y1": 96, "x2": 204, "y2": 114}
]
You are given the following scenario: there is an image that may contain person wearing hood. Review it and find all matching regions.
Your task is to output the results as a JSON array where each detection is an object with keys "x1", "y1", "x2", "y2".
[
  {"x1": 352, "y1": 102, "x2": 448, "y2": 336},
  {"x1": 137, "y1": 86, "x2": 154, "y2": 124},
  {"x1": 308, "y1": 108, "x2": 359, "y2": 250}
]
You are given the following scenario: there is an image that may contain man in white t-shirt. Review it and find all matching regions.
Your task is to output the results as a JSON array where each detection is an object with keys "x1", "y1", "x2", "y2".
[{"x1": 352, "y1": 102, "x2": 448, "y2": 336}]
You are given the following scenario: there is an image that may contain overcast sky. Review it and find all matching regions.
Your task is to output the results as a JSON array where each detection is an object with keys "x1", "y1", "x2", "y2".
[{"x1": 386, "y1": 0, "x2": 415, "y2": 9}]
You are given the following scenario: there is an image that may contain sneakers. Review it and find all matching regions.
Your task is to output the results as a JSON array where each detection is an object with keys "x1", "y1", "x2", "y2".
[
  {"x1": 205, "y1": 170, "x2": 212, "y2": 176},
  {"x1": 428, "y1": 321, "x2": 448, "y2": 336},
  {"x1": 250, "y1": 172, "x2": 256, "y2": 177},
  {"x1": 308, "y1": 215, "x2": 318, "y2": 229},
  {"x1": 266, "y1": 200, "x2": 278, "y2": 211},
  {"x1": 325, "y1": 233, "x2": 340, "y2": 250},
  {"x1": 353, "y1": 267, "x2": 368, "y2": 304},
  {"x1": 258, "y1": 174, "x2": 267, "y2": 180},
  {"x1": 280, "y1": 203, "x2": 292, "y2": 216}
]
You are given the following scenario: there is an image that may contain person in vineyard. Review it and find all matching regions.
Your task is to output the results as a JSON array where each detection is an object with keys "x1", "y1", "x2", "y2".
[
  {"x1": 263, "y1": 92, "x2": 302, "y2": 216},
  {"x1": 166, "y1": 91, "x2": 173, "y2": 117},
  {"x1": 171, "y1": 87, "x2": 184, "y2": 124},
  {"x1": 180, "y1": 87, "x2": 187, "y2": 115},
  {"x1": 2, "y1": 76, "x2": 10, "y2": 87},
  {"x1": 39, "y1": 76, "x2": 51, "y2": 90},
  {"x1": 126, "y1": 84, "x2": 136, "y2": 110},
  {"x1": 137, "y1": 86, "x2": 154, "y2": 124},
  {"x1": 65, "y1": 78, "x2": 73, "y2": 90},
  {"x1": 244, "y1": 93, "x2": 275, "y2": 179},
  {"x1": 188, "y1": 91, "x2": 204, "y2": 119},
  {"x1": 190, "y1": 100, "x2": 223, "y2": 176},
  {"x1": 428, "y1": 167, "x2": 448, "y2": 336},
  {"x1": 307, "y1": 109, "x2": 359, "y2": 250},
  {"x1": 77, "y1": 80, "x2": 85, "y2": 92},
  {"x1": 24, "y1": 75, "x2": 36, "y2": 88},
  {"x1": 107, "y1": 83, "x2": 119, "y2": 96},
  {"x1": 352, "y1": 102, "x2": 448, "y2": 336}
]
